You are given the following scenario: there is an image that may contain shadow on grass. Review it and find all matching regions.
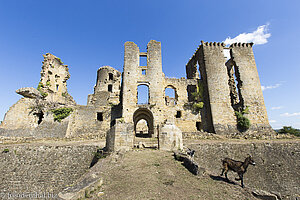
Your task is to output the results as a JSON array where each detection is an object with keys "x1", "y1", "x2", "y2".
[{"x1": 209, "y1": 174, "x2": 238, "y2": 186}]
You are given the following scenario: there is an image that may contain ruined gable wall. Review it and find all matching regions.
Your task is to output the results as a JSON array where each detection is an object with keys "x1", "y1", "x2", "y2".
[
  {"x1": 187, "y1": 52, "x2": 214, "y2": 133},
  {"x1": 39, "y1": 53, "x2": 75, "y2": 105},
  {"x1": 231, "y1": 43, "x2": 270, "y2": 127},
  {"x1": 122, "y1": 41, "x2": 166, "y2": 135},
  {"x1": 0, "y1": 54, "x2": 77, "y2": 138},
  {"x1": 163, "y1": 78, "x2": 200, "y2": 132}
]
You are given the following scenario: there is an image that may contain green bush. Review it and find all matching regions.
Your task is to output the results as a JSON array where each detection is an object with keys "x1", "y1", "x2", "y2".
[
  {"x1": 192, "y1": 102, "x2": 204, "y2": 112},
  {"x1": 278, "y1": 126, "x2": 300, "y2": 137},
  {"x1": 235, "y1": 107, "x2": 251, "y2": 131},
  {"x1": 51, "y1": 107, "x2": 73, "y2": 122},
  {"x1": 56, "y1": 57, "x2": 63, "y2": 64},
  {"x1": 62, "y1": 92, "x2": 68, "y2": 97},
  {"x1": 3, "y1": 148, "x2": 9, "y2": 153},
  {"x1": 191, "y1": 81, "x2": 204, "y2": 113},
  {"x1": 37, "y1": 82, "x2": 48, "y2": 98}
]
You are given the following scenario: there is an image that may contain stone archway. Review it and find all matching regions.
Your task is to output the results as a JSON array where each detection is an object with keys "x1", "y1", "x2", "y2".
[{"x1": 133, "y1": 108, "x2": 154, "y2": 138}]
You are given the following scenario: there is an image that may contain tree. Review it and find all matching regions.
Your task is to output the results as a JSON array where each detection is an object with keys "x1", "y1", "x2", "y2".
[{"x1": 278, "y1": 126, "x2": 300, "y2": 137}]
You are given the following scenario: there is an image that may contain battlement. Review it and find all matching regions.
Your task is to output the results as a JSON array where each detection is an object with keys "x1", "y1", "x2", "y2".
[
  {"x1": 201, "y1": 41, "x2": 226, "y2": 47},
  {"x1": 230, "y1": 42, "x2": 254, "y2": 47}
]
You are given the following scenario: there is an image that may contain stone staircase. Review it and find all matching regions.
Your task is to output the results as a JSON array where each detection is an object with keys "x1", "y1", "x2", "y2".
[{"x1": 133, "y1": 137, "x2": 158, "y2": 149}]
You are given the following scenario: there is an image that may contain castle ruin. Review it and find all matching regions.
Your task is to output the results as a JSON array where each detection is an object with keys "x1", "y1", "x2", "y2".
[{"x1": 0, "y1": 40, "x2": 272, "y2": 151}]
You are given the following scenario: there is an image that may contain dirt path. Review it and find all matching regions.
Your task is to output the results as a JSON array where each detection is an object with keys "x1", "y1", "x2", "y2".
[{"x1": 95, "y1": 149, "x2": 257, "y2": 200}]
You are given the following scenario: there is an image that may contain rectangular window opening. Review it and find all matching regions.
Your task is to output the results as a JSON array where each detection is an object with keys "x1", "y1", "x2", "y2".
[
  {"x1": 176, "y1": 111, "x2": 182, "y2": 118},
  {"x1": 109, "y1": 73, "x2": 113, "y2": 80},
  {"x1": 142, "y1": 69, "x2": 146, "y2": 75},
  {"x1": 196, "y1": 122, "x2": 201, "y2": 131},
  {"x1": 56, "y1": 84, "x2": 59, "y2": 91},
  {"x1": 108, "y1": 84, "x2": 112, "y2": 92},
  {"x1": 140, "y1": 55, "x2": 147, "y2": 66},
  {"x1": 97, "y1": 112, "x2": 103, "y2": 121}
]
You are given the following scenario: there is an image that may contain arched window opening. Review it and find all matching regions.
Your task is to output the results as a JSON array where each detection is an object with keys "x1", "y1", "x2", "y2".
[
  {"x1": 137, "y1": 85, "x2": 149, "y2": 104},
  {"x1": 135, "y1": 119, "x2": 149, "y2": 137},
  {"x1": 165, "y1": 86, "x2": 177, "y2": 106}
]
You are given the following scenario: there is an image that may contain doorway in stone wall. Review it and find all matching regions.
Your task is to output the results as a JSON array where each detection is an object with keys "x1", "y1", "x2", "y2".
[{"x1": 133, "y1": 108, "x2": 157, "y2": 148}]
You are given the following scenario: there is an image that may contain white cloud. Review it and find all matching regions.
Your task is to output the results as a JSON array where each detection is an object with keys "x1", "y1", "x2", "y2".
[
  {"x1": 269, "y1": 120, "x2": 276, "y2": 123},
  {"x1": 280, "y1": 112, "x2": 300, "y2": 117},
  {"x1": 261, "y1": 83, "x2": 281, "y2": 91},
  {"x1": 224, "y1": 24, "x2": 271, "y2": 45},
  {"x1": 271, "y1": 106, "x2": 283, "y2": 110},
  {"x1": 223, "y1": 49, "x2": 230, "y2": 60}
]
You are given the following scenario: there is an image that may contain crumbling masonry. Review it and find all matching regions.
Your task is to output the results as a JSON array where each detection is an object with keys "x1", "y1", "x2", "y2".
[{"x1": 0, "y1": 40, "x2": 272, "y2": 151}]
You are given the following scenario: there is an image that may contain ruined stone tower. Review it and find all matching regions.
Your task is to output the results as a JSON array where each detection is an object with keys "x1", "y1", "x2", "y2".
[
  {"x1": 186, "y1": 41, "x2": 271, "y2": 134},
  {"x1": 122, "y1": 40, "x2": 165, "y2": 137},
  {"x1": 39, "y1": 53, "x2": 75, "y2": 105}
]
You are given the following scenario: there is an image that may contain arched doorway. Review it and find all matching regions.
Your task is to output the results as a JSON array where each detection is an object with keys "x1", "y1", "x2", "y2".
[{"x1": 133, "y1": 108, "x2": 154, "y2": 138}]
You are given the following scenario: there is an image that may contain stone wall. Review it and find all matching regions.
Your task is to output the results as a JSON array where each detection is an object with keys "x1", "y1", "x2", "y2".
[
  {"x1": 188, "y1": 141, "x2": 300, "y2": 199},
  {"x1": 0, "y1": 98, "x2": 38, "y2": 130},
  {"x1": 66, "y1": 105, "x2": 112, "y2": 138},
  {"x1": 0, "y1": 98, "x2": 70, "y2": 138},
  {"x1": 0, "y1": 143, "x2": 99, "y2": 196}
]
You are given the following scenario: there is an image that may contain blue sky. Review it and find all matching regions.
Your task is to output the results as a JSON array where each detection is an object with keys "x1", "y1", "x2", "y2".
[{"x1": 0, "y1": 0, "x2": 299, "y2": 129}]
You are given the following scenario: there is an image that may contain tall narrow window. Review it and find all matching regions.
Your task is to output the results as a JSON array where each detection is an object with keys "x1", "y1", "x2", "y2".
[
  {"x1": 56, "y1": 84, "x2": 59, "y2": 91},
  {"x1": 108, "y1": 84, "x2": 112, "y2": 92},
  {"x1": 137, "y1": 85, "x2": 149, "y2": 104},
  {"x1": 109, "y1": 73, "x2": 113, "y2": 80},
  {"x1": 97, "y1": 112, "x2": 103, "y2": 121},
  {"x1": 187, "y1": 85, "x2": 197, "y2": 102},
  {"x1": 196, "y1": 122, "x2": 201, "y2": 131},
  {"x1": 142, "y1": 69, "x2": 146, "y2": 75}
]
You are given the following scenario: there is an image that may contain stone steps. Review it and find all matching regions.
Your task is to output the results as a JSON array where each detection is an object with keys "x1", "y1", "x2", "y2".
[{"x1": 133, "y1": 137, "x2": 158, "y2": 148}]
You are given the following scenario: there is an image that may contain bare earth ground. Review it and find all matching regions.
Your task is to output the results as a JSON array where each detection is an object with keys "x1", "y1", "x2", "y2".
[{"x1": 93, "y1": 149, "x2": 257, "y2": 200}]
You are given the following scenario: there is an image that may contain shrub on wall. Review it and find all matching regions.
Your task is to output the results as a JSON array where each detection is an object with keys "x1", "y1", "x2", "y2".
[
  {"x1": 51, "y1": 107, "x2": 73, "y2": 122},
  {"x1": 37, "y1": 82, "x2": 48, "y2": 98},
  {"x1": 191, "y1": 81, "x2": 204, "y2": 112},
  {"x1": 235, "y1": 106, "x2": 251, "y2": 131}
]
